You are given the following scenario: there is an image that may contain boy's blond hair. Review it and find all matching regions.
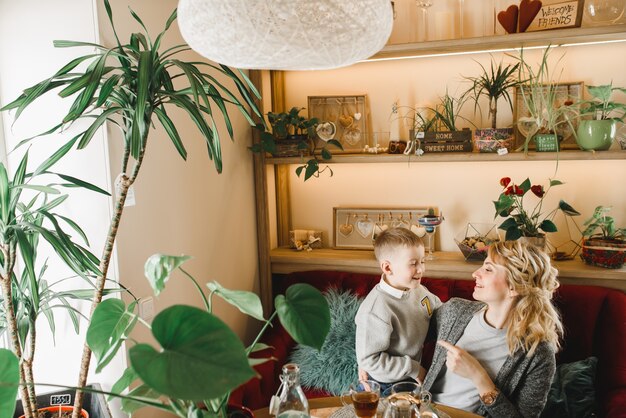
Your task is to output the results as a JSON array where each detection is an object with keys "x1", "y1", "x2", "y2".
[{"x1": 373, "y1": 227, "x2": 424, "y2": 261}]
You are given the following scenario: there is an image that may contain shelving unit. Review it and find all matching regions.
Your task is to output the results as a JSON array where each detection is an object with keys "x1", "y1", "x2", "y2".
[
  {"x1": 270, "y1": 247, "x2": 626, "y2": 291},
  {"x1": 267, "y1": 150, "x2": 626, "y2": 165},
  {"x1": 250, "y1": 24, "x2": 626, "y2": 309},
  {"x1": 370, "y1": 25, "x2": 626, "y2": 61}
]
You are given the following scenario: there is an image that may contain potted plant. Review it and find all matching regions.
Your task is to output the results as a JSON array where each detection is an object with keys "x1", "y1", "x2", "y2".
[
  {"x1": 513, "y1": 47, "x2": 575, "y2": 152},
  {"x1": 463, "y1": 59, "x2": 519, "y2": 153},
  {"x1": 251, "y1": 107, "x2": 343, "y2": 180},
  {"x1": 580, "y1": 206, "x2": 626, "y2": 269},
  {"x1": 573, "y1": 83, "x2": 626, "y2": 150},
  {"x1": 0, "y1": 156, "x2": 108, "y2": 418},
  {"x1": 85, "y1": 254, "x2": 330, "y2": 417},
  {"x1": 493, "y1": 176, "x2": 580, "y2": 247},
  {"x1": 267, "y1": 107, "x2": 319, "y2": 157},
  {"x1": 413, "y1": 93, "x2": 473, "y2": 153},
  {"x1": 0, "y1": 1, "x2": 262, "y2": 417}
]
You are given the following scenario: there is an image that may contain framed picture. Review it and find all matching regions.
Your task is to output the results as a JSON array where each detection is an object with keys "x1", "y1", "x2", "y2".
[
  {"x1": 308, "y1": 95, "x2": 371, "y2": 153},
  {"x1": 514, "y1": 81, "x2": 583, "y2": 150},
  {"x1": 333, "y1": 207, "x2": 435, "y2": 250}
]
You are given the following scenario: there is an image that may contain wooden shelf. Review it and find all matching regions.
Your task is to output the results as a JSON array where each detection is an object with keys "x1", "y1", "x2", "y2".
[
  {"x1": 370, "y1": 25, "x2": 626, "y2": 61},
  {"x1": 270, "y1": 247, "x2": 626, "y2": 291},
  {"x1": 266, "y1": 150, "x2": 626, "y2": 165}
]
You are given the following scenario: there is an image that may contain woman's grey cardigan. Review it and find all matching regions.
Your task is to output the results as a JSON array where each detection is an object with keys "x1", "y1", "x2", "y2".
[{"x1": 422, "y1": 298, "x2": 556, "y2": 418}]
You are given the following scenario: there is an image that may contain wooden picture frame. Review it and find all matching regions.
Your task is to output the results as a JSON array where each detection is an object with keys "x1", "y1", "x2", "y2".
[
  {"x1": 308, "y1": 95, "x2": 371, "y2": 153},
  {"x1": 514, "y1": 81, "x2": 584, "y2": 150},
  {"x1": 333, "y1": 207, "x2": 435, "y2": 250}
]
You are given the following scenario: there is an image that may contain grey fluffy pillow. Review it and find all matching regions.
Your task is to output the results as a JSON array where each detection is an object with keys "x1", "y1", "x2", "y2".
[{"x1": 290, "y1": 288, "x2": 362, "y2": 395}]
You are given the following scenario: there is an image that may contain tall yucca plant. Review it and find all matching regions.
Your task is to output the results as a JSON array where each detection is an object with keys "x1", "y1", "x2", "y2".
[
  {"x1": 0, "y1": 152, "x2": 106, "y2": 418},
  {"x1": 1, "y1": 1, "x2": 261, "y2": 417}
]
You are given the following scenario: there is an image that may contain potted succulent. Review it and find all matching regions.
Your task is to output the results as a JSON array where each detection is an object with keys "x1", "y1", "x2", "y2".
[
  {"x1": 0, "y1": 1, "x2": 262, "y2": 417},
  {"x1": 493, "y1": 176, "x2": 580, "y2": 246},
  {"x1": 580, "y1": 206, "x2": 626, "y2": 269},
  {"x1": 463, "y1": 59, "x2": 519, "y2": 153},
  {"x1": 513, "y1": 47, "x2": 576, "y2": 152},
  {"x1": 573, "y1": 83, "x2": 626, "y2": 150}
]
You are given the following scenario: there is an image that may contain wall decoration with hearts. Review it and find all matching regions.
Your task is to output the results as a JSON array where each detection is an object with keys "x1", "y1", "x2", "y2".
[
  {"x1": 333, "y1": 207, "x2": 435, "y2": 250},
  {"x1": 308, "y1": 95, "x2": 370, "y2": 153},
  {"x1": 497, "y1": 0, "x2": 583, "y2": 34}
]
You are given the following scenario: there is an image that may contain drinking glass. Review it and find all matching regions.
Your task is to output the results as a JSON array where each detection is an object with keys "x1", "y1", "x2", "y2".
[
  {"x1": 585, "y1": 0, "x2": 625, "y2": 25},
  {"x1": 416, "y1": 1, "x2": 434, "y2": 41},
  {"x1": 417, "y1": 215, "x2": 444, "y2": 260},
  {"x1": 341, "y1": 380, "x2": 381, "y2": 418}
]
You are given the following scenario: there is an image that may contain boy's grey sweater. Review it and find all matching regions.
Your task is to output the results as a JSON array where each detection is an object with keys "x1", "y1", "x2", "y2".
[{"x1": 423, "y1": 298, "x2": 556, "y2": 418}]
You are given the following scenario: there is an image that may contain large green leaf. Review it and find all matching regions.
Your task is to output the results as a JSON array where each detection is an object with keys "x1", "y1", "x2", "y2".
[
  {"x1": 120, "y1": 384, "x2": 162, "y2": 414},
  {"x1": 207, "y1": 281, "x2": 264, "y2": 321},
  {"x1": 275, "y1": 283, "x2": 330, "y2": 350},
  {"x1": 144, "y1": 254, "x2": 192, "y2": 296},
  {"x1": 0, "y1": 349, "x2": 19, "y2": 418},
  {"x1": 0, "y1": 164, "x2": 10, "y2": 223},
  {"x1": 86, "y1": 298, "x2": 137, "y2": 372},
  {"x1": 110, "y1": 366, "x2": 138, "y2": 402},
  {"x1": 129, "y1": 305, "x2": 254, "y2": 400},
  {"x1": 539, "y1": 219, "x2": 558, "y2": 233}
]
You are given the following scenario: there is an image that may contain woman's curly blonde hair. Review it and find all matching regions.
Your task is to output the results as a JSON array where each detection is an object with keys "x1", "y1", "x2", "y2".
[{"x1": 488, "y1": 240, "x2": 563, "y2": 356}]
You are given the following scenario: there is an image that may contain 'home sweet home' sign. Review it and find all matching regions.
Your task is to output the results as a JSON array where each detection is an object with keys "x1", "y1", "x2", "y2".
[{"x1": 527, "y1": 0, "x2": 584, "y2": 31}]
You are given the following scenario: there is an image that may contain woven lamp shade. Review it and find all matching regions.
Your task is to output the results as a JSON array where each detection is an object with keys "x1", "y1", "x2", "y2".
[{"x1": 177, "y1": 0, "x2": 393, "y2": 70}]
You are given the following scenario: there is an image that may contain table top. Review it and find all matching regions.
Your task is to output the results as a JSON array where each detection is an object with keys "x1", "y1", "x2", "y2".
[{"x1": 253, "y1": 396, "x2": 481, "y2": 418}]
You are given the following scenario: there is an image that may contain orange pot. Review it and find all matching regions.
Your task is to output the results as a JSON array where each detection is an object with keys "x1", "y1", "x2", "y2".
[{"x1": 19, "y1": 406, "x2": 89, "y2": 418}]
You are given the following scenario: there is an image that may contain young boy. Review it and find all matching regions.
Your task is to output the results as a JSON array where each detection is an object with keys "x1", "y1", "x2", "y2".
[{"x1": 355, "y1": 227, "x2": 441, "y2": 393}]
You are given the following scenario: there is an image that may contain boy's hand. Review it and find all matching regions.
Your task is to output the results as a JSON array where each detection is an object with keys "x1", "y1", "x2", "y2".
[
  {"x1": 358, "y1": 367, "x2": 369, "y2": 381},
  {"x1": 416, "y1": 365, "x2": 426, "y2": 385}
]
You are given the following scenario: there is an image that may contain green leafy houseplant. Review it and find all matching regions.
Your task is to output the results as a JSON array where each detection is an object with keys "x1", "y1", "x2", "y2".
[
  {"x1": 494, "y1": 176, "x2": 579, "y2": 241},
  {"x1": 582, "y1": 206, "x2": 626, "y2": 242},
  {"x1": 463, "y1": 59, "x2": 519, "y2": 130},
  {"x1": 0, "y1": 155, "x2": 109, "y2": 418},
  {"x1": 580, "y1": 206, "x2": 626, "y2": 269},
  {"x1": 0, "y1": 1, "x2": 261, "y2": 417},
  {"x1": 84, "y1": 254, "x2": 330, "y2": 418},
  {"x1": 512, "y1": 47, "x2": 575, "y2": 152},
  {"x1": 572, "y1": 83, "x2": 626, "y2": 150},
  {"x1": 463, "y1": 59, "x2": 519, "y2": 153},
  {"x1": 251, "y1": 107, "x2": 343, "y2": 181}
]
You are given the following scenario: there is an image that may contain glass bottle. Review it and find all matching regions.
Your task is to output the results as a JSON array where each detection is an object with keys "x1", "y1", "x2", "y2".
[{"x1": 275, "y1": 363, "x2": 309, "y2": 418}]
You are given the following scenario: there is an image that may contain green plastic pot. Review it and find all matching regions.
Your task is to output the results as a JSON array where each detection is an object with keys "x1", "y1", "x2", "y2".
[{"x1": 576, "y1": 119, "x2": 616, "y2": 151}]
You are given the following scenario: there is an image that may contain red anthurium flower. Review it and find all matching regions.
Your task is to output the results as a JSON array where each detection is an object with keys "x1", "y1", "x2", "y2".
[
  {"x1": 515, "y1": 186, "x2": 524, "y2": 196},
  {"x1": 531, "y1": 185, "x2": 544, "y2": 197},
  {"x1": 500, "y1": 177, "x2": 511, "y2": 187},
  {"x1": 504, "y1": 186, "x2": 514, "y2": 195}
]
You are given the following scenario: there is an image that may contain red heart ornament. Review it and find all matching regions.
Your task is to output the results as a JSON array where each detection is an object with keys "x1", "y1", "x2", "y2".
[
  {"x1": 497, "y1": 4, "x2": 519, "y2": 34},
  {"x1": 519, "y1": 0, "x2": 543, "y2": 32}
]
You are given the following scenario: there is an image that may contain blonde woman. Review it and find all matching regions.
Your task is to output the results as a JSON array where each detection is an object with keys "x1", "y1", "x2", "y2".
[{"x1": 423, "y1": 241, "x2": 563, "y2": 418}]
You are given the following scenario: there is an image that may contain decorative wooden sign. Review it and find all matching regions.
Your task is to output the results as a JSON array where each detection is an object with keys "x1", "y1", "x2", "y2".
[{"x1": 526, "y1": 0, "x2": 584, "y2": 32}]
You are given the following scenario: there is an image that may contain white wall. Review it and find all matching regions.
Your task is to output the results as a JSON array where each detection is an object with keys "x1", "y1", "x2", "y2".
[
  {"x1": 0, "y1": 0, "x2": 126, "y2": 415},
  {"x1": 282, "y1": 43, "x2": 626, "y2": 252}
]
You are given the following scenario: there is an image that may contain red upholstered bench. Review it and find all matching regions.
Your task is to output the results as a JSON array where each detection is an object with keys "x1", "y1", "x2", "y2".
[{"x1": 230, "y1": 271, "x2": 626, "y2": 417}]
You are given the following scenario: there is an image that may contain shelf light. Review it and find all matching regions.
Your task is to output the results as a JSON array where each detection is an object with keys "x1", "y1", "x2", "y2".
[{"x1": 362, "y1": 38, "x2": 626, "y2": 63}]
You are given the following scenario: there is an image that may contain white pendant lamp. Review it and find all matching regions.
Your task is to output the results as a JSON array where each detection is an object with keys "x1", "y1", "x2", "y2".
[{"x1": 177, "y1": 0, "x2": 393, "y2": 71}]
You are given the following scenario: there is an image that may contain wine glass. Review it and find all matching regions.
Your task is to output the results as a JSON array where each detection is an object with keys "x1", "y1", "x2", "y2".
[
  {"x1": 417, "y1": 214, "x2": 444, "y2": 260},
  {"x1": 416, "y1": 1, "x2": 434, "y2": 41}
]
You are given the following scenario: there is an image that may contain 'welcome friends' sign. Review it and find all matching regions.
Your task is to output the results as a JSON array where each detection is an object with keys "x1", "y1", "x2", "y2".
[{"x1": 527, "y1": 0, "x2": 584, "y2": 31}]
